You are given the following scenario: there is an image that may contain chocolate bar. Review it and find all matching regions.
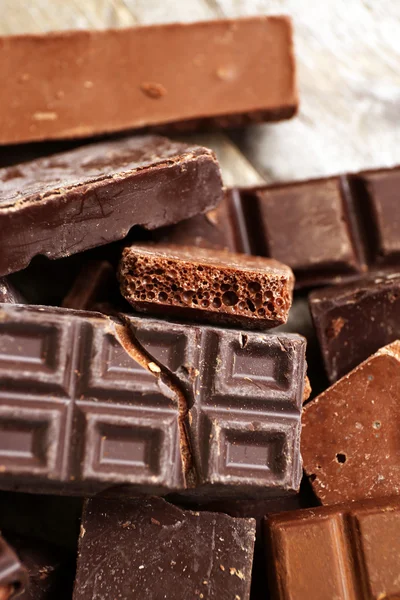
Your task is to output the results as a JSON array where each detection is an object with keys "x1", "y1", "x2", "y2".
[
  {"x1": 264, "y1": 497, "x2": 400, "y2": 600},
  {"x1": 155, "y1": 165, "x2": 400, "y2": 288},
  {"x1": 0, "y1": 135, "x2": 223, "y2": 276},
  {"x1": 119, "y1": 243, "x2": 294, "y2": 329},
  {"x1": 0, "y1": 536, "x2": 28, "y2": 600},
  {"x1": 0, "y1": 17, "x2": 297, "y2": 145},
  {"x1": 302, "y1": 341, "x2": 400, "y2": 505},
  {"x1": 309, "y1": 272, "x2": 400, "y2": 382},
  {"x1": 73, "y1": 496, "x2": 255, "y2": 600},
  {"x1": 0, "y1": 303, "x2": 306, "y2": 498},
  {"x1": 0, "y1": 279, "x2": 23, "y2": 304}
]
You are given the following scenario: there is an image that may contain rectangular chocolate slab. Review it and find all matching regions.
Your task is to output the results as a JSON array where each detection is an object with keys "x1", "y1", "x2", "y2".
[
  {"x1": 154, "y1": 165, "x2": 400, "y2": 288},
  {"x1": 119, "y1": 243, "x2": 294, "y2": 329},
  {"x1": 73, "y1": 496, "x2": 255, "y2": 600},
  {"x1": 0, "y1": 304, "x2": 306, "y2": 498},
  {"x1": 0, "y1": 135, "x2": 223, "y2": 276},
  {"x1": 264, "y1": 497, "x2": 400, "y2": 600},
  {"x1": 0, "y1": 17, "x2": 297, "y2": 145}
]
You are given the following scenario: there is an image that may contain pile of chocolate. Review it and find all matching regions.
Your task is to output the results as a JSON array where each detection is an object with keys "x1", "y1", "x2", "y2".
[{"x1": 0, "y1": 15, "x2": 399, "y2": 600}]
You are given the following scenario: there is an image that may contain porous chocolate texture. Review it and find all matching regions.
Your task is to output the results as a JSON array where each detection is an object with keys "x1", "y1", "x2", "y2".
[
  {"x1": 265, "y1": 497, "x2": 400, "y2": 600},
  {"x1": 119, "y1": 243, "x2": 294, "y2": 329},
  {"x1": 0, "y1": 536, "x2": 28, "y2": 600},
  {"x1": 309, "y1": 272, "x2": 400, "y2": 382},
  {"x1": 0, "y1": 304, "x2": 306, "y2": 498},
  {"x1": 302, "y1": 341, "x2": 400, "y2": 505},
  {"x1": 0, "y1": 135, "x2": 223, "y2": 276},
  {"x1": 73, "y1": 496, "x2": 255, "y2": 600}
]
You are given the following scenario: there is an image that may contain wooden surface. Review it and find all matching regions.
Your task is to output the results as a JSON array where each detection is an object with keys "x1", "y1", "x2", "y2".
[{"x1": 1, "y1": 0, "x2": 399, "y2": 185}]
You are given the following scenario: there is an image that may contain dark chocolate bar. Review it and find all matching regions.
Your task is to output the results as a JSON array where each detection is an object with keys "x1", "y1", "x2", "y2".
[
  {"x1": 302, "y1": 341, "x2": 400, "y2": 505},
  {"x1": 309, "y1": 272, "x2": 400, "y2": 382},
  {"x1": 0, "y1": 135, "x2": 223, "y2": 276},
  {"x1": 0, "y1": 304, "x2": 306, "y2": 498},
  {"x1": 0, "y1": 536, "x2": 28, "y2": 600},
  {"x1": 264, "y1": 497, "x2": 400, "y2": 600},
  {"x1": 119, "y1": 243, "x2": 294, "y2": 329},
  {"x1": 0, "y1": 17, "x2": 297, "y2": 145},
  {"x1": 73, "y1": 496, "x2": 255, "y2": 600},
  {"x1": 154, "y1": 166, "x2": 400, "y2": 288}
]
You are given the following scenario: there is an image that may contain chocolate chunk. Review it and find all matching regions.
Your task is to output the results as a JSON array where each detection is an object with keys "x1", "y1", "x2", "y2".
[
  {"x1": 119, "y1": 243, "x2": 294, "y2": 329},
  {"x1": 0, "y1": 536, "x2": 28, "y2": 599},
  {"x1": 309, "y1": 272, "x2": 400, "y2": 382},
  {"x1": 264, "y1": 497, "x2": 400, "y2": 600},
  {"x1": 0, "y1": 17, "x2": 297, "y2": 145},
  {"x1": 73, "y1": 496, "x2": 255, "y2": 600},
  {"x1": 302, "y1": 341, "x2": 400, "y2": 504},
  {"x1": 0, "y1": 279, "x2": 24, "y2": 304},
  {"x1": 0, "y1": 304, "x2": 306, "y2": 498},
  {"x1": 0, "y1": 135, "x2": 223, "y2": 276}
]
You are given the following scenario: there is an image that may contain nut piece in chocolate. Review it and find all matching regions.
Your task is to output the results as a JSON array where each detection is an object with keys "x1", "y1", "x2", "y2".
[
  {"x1": 73, "y1": 496, "x2": 255, "y2": 600},
  {"x1": 302, "y1": 340, "x2": 400, "y2": 504},
  {"x1": 119, "y1": 243, "x2": 294, "y2": 329}
]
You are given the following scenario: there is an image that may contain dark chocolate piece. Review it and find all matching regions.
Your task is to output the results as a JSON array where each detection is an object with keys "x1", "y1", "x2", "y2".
[
  {"x1": 264, "y1": 497, "x2": 400, "y2": 600},
  {"x1": 0, "y1": 536, "x2": 28, "y2": 599},
  {"x1": 156, "y1": 166, "x2": 400, "y2": 288},
  {"x1": 302, "y1": 341, "x2": 400, "y2": 505},
  {"x1": 0, "y1": 135, "x2": 223, "y2": 276},
  {"x1": 73, "y1": 496, "x2": 255, "y2": 600},
  {"x1": 0, "y1": 17, "x2": 297, "y2": 145},
  {"x1": 0, "y1": 304, "x2": 306, "y2": 498},
  {"x1": 309, "y1": 272, "x2": 400, "y2": 382},
  {"x1": 119, "y1": 243, "x2": 294, "y2": 329},
  {"x1": 0, "y1": 279, "x2": 24, "y2": 304}
]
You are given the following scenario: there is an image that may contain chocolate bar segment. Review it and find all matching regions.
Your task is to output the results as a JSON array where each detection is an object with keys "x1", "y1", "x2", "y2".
[
  {"x1": 73, "y1": 496, "x2": 255, "y2": 600},
  {"x1": 309, "y1": 272, "x2": 400, "y2": 382},
  {"x1": 0, "y1": 536, "x2": 28, "y2": 599},
  {"x1": 0, "y1": 304, "x2": 306, "y2": 498},
  {"x1": 302, "y1": 341, "x2": 400, "y2": 505},
  {"x1": 264, "y1": 497, "x2": 400, "y2": 600},
  {"x1": 0, "y1": 17, "x2": 297, "y2": 145},
  {"x1": 119, "y1": 243, "x2": 294, "y2": 329},
  {"x1": 0, "y1": 135, "x2": 223, "y2": 276}
]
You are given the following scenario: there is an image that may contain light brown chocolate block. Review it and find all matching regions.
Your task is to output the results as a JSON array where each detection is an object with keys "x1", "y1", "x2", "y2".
[
  {"x1": 302, "y1": 341, "x2": 400, "y2": 505},
  {"x1": 119, "y1": 243, "x2": 294, "y2": 329},
  {"x1": 0, "y1": 16, "x2": 297, "y2": 145}
]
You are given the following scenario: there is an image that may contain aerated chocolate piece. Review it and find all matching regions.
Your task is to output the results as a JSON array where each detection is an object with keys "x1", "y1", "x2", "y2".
[
  {"x1": 0, "y1": 135, "x2": 223, "y2": 276},
  {"x1": 119, "y1": 243, "x2": 294, "y2": 329},
  {"x1": 73, "y1": 496, "x2": 255, "y2": 600},
  {"x1": 0, "y1": 279, "x2": 24, "y2": 304},
  {"x1": 309, "y1": 272, "x2": 400, "y2": 382},
  {"x1": 0, "y1": 536, "x2": 28, "y2": 600},
  {"x1": 264, "y1": 497, "x2": 400, "y2": 600},
  {"x1": 302, "y1": 341, "x2": 400, "y2": 505},
  {"x1": 0, "y1": 303, "x2": 306, "y2": 498},
  {"x1": 0, "y1": 17, "x2": 297, "y2": 145}
]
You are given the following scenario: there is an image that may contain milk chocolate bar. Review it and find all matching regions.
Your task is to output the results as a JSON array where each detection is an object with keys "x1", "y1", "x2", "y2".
[
  {"x1": 0, "y1": 536, "x2": 28, "y2": 600},
  {"x1": 0, "y1": 304, "x2": 306, "y2": 498},
  {"x1": 309, "y1": 272, "x2": 400, "y2": 382},
  {"x1": 73, "y1": 496, "x2": 255, "y2": 600},
  {"x1": 0, "y1": 135, "x2": 223, "y2": 276},
  {"x1": 155, "y1": 165, "x2": 400, "y2": 288},
  {"x1": 302, "y1": 341, "x2": 400, "y2": 505},
  {"x1": 264, "y1": 497, "x2": 400, "y2": 600},
  {"x1": 119, "y1": 243, "x2": 294, "y2": 329},
  {"x1": 0, "y1": 17, "x2": 297, "y2": 145}
]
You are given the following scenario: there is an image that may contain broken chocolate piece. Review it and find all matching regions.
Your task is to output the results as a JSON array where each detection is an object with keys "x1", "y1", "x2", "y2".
[
  {"x1": 0, "y1": 535, "x2": 28, "y2": 599},
  {"x1": 73, "y1": 496, "x2": 255, "y2": 600},
  {"x1": 0, "y1": 135, "x2": 223, "y2": 276},
  {"x1": 302, "y1": 341, "x2": 400, "y2": 504},
  {"x1": 119, "y1": 243, "x2": 294, "y2": 329},
  {"x1": 309, "y1": 272, "x2": 400, "y2": 382},
  {"x1": 0, "y1": 17, "x2": 297, "y2": 145},
  {"x1": 264, "y1": 497, "x2": 400, "y2": 600}
]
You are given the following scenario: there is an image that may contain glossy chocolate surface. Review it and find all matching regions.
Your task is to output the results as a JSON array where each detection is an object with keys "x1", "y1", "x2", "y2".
[
  {"x1": 0, "y1": 304, "x2": 306, "y2": 498},
  {"x1": 302, "y1": 341, "x2": 400, "y2": 504},
  {"x1": 0, "y1": 135, "x2": 223, "y2": 276},
  {"x1": 265, "y1": 497, "x2": 400, "y2": 600},
  {"x1": 73, "y1": 496, "x2": 255, "y2": 600}
]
